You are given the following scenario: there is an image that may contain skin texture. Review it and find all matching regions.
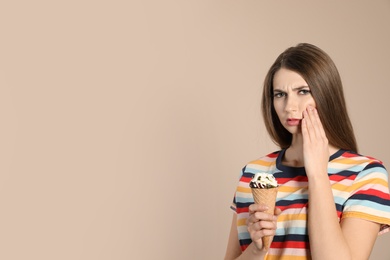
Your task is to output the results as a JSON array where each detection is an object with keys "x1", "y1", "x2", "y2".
[{"x1": 224, "y1": 68, "x2": 380, "y2": 260}]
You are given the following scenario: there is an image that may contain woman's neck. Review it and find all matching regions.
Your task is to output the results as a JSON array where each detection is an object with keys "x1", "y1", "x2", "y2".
[
  {"x1": 281, "y1": 134, "x2": 303, "y2": 167},
  {"x1": 282, "y1": 134, "x2": 339, "y2": 167}
]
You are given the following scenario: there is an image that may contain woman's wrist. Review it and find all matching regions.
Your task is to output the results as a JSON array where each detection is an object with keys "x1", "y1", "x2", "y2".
[{"x1": 250, "y1": 243, "x2": 267, "y2": 258}]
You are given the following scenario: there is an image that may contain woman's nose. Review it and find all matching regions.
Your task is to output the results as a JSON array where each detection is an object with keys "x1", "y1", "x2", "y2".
[{"x1": 285, "y1": 97, "x2": 298, "y2": 112}]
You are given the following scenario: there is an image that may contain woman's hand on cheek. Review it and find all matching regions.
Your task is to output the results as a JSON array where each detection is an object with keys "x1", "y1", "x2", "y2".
[{"x1": 301, "y1": 106, "x2": 329, "y2": 177}]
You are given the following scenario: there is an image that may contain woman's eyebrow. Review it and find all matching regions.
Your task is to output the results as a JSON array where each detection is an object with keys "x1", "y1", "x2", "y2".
[
  {"x1": 273, "y1": 86, "x2": 309, "y2": 92},
  {"x1": 292, "y1": 86, "x2": 310, "y2": 91}
]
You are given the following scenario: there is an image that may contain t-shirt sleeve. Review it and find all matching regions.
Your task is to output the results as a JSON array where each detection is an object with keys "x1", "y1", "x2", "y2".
[
  {"x1": 230, "y1": 168, "x2": 244, "y2": 213},
  {"x1": 342, "y1": 161, "x2": 390, "y2": 235},
  {"x1": 231, "y1": 194, "x2": 237, "y2": 212},
  {"x1": 230, "y1": 166, "x2": 253, "y2": 213}
]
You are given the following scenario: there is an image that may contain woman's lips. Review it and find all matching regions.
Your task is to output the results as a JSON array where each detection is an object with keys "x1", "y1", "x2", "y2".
[{"x1": 287, "y1": 118, "x2": 301, "y2": 126}]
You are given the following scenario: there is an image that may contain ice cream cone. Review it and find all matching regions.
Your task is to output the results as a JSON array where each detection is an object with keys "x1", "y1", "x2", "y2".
[{"x1": 251, "y1": 187, "x2": 278, "y2": 250}]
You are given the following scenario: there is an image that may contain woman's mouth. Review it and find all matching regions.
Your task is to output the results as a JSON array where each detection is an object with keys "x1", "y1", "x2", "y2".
[{"x1": 287, "y1": 118, "x2": 301, "y2": 126}]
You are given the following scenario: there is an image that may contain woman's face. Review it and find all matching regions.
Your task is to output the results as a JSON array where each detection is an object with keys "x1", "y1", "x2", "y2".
[{"x1": 272, "y1": 68, "x2": 316, "y2": 134}]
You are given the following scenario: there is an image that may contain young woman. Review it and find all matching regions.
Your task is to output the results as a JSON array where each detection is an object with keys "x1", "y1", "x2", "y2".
[{"x1": 224, "y1": 43, "x2": 390, "y2": 260}]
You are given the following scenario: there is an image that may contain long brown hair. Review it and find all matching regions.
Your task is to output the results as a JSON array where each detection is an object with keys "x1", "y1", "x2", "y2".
[{"x1": 261, "y1": 43, "x2": 358, "y2": 152}]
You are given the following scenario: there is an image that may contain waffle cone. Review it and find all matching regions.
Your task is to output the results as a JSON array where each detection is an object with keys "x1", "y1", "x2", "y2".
[{"x1": 251, "y1": 187, "x2": 278, "y2": 249}]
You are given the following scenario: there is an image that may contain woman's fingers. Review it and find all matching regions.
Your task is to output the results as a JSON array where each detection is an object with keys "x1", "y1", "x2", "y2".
[
  {"x1": 247, "y1": 204, "x2": 280, "y2": 251},
  {"x1": 301, "y1": 111, "x2": 309, "y2": 138},
  {"x1": 249, "y1": 203, "x2": 269, "y2": 213},
  {"x1": 302, "y1": 106, "x2": 330, "y2": 176},
  {"x1": 314, "y1": 108, "x2": 327, "y2": 139},
  {"x1": 309, "y1": 107, "x2": 325, "y2": 140},
  {"x1": 247, "y1": 217, "x2": 277, "y2": 240},
  {"x1": 248, "y1": 204, "x2": 277, "y2": 222},
  {"x1": 247, "y1": 204, "x2": 279, "y2": 229},
  {"x1": 302, "y1": 106, "x2": 327, "y2": 143},
  {"x1": 251, "y1": 218, "x2": 277, "y2": 230},
  {"x1": 302, "y1": 107, "x2": 317, "y2": 139},
  {"x1": 247, "y1": 218, "x2": 277, "y2": 245},
  {"x1": 247, "y1": 211, "x2": 275, "y2": 226},
  {"x1": 250, "y1": 223, "x2": 277, "y2": 240}
]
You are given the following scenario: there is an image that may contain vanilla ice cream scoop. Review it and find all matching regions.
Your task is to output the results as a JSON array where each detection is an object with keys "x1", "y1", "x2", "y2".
[{"x1": 249, "y1": 173, "x2": 278, "y2": 189}]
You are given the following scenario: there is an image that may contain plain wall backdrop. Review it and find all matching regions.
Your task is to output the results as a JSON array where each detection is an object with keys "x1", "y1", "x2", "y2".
[{"x1": 0, "y1": 1, "x2": 389, "y2": 259}]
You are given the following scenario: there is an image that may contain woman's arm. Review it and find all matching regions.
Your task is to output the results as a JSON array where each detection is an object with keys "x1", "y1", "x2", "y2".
[
  {"x1": 224, "y1": 214, "x2": 242, "y2": 260},
  {"x1": 306, "y1": 173, "x2": 380, "y2": 260},
  {"x1": 341, "y1": 217, "x2": 380, "y2": 259},
  {"x1": 307, "y1": 173, "x2": 351, "y2": 259},
  {"x1": 302, "y1": 107, "x2": 380, "y2": 259}
]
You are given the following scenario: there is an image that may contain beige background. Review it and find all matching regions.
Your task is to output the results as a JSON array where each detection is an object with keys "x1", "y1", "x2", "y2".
[{"x1": 0, "y1": 1, "x2": 389, "y2": 259}]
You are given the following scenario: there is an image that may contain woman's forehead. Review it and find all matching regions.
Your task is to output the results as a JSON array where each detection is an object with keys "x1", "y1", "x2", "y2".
[{"x1": 273, "y1": 68, "x2": 309, "y2": 90}]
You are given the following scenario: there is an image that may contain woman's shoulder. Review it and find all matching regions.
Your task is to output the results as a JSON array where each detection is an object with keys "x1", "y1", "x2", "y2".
[
  {"x1": 247, "y1": 150, "x2": 281, "y2": 164},
  {"x1": 334, "y1": 150, "x2": 387, "y2": 179},
  {"x1": 243, "y1": 150, "x2": 282, "y2": 173},
  {"x1": 336, "y1": 150, "x2": 385, "y2": 167}
]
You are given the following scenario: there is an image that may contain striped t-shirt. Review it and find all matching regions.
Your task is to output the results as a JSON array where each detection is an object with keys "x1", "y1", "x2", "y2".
[{"x1": 231, "y1": 149, "x2": 390, "y2": 259}]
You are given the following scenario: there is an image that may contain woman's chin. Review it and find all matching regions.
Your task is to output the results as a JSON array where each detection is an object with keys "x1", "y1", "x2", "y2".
[{"x1": 284, "y1": 125, "x2": 302, "y2": 135}]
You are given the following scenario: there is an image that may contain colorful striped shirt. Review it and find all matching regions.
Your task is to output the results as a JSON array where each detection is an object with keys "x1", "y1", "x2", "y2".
[{"x1": 231, "y1": 149, "x2": 390, "y2": 259}]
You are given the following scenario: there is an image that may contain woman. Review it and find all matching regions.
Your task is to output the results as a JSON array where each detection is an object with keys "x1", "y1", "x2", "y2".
[{"x1": 224, "y1": 43, "x2": 390, "y2": 259}]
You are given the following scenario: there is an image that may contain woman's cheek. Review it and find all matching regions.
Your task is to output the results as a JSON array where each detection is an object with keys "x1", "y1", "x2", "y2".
[{"x1": 303, "y1": 100, "x2": 316, "y2": 111}]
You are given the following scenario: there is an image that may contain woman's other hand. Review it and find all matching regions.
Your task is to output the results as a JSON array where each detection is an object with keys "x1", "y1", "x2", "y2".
[{"x1": 246, "y1": 204, "x2": 281, "y2": 251}]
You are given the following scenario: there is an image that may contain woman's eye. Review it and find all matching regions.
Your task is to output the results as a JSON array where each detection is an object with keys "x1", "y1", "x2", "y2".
[
  {"x1": 273, "y1": 92, "x2": 285, "y2": 98},
  {"x1": 299, "y1": 89, "x2": 311, "y2": 95}
]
